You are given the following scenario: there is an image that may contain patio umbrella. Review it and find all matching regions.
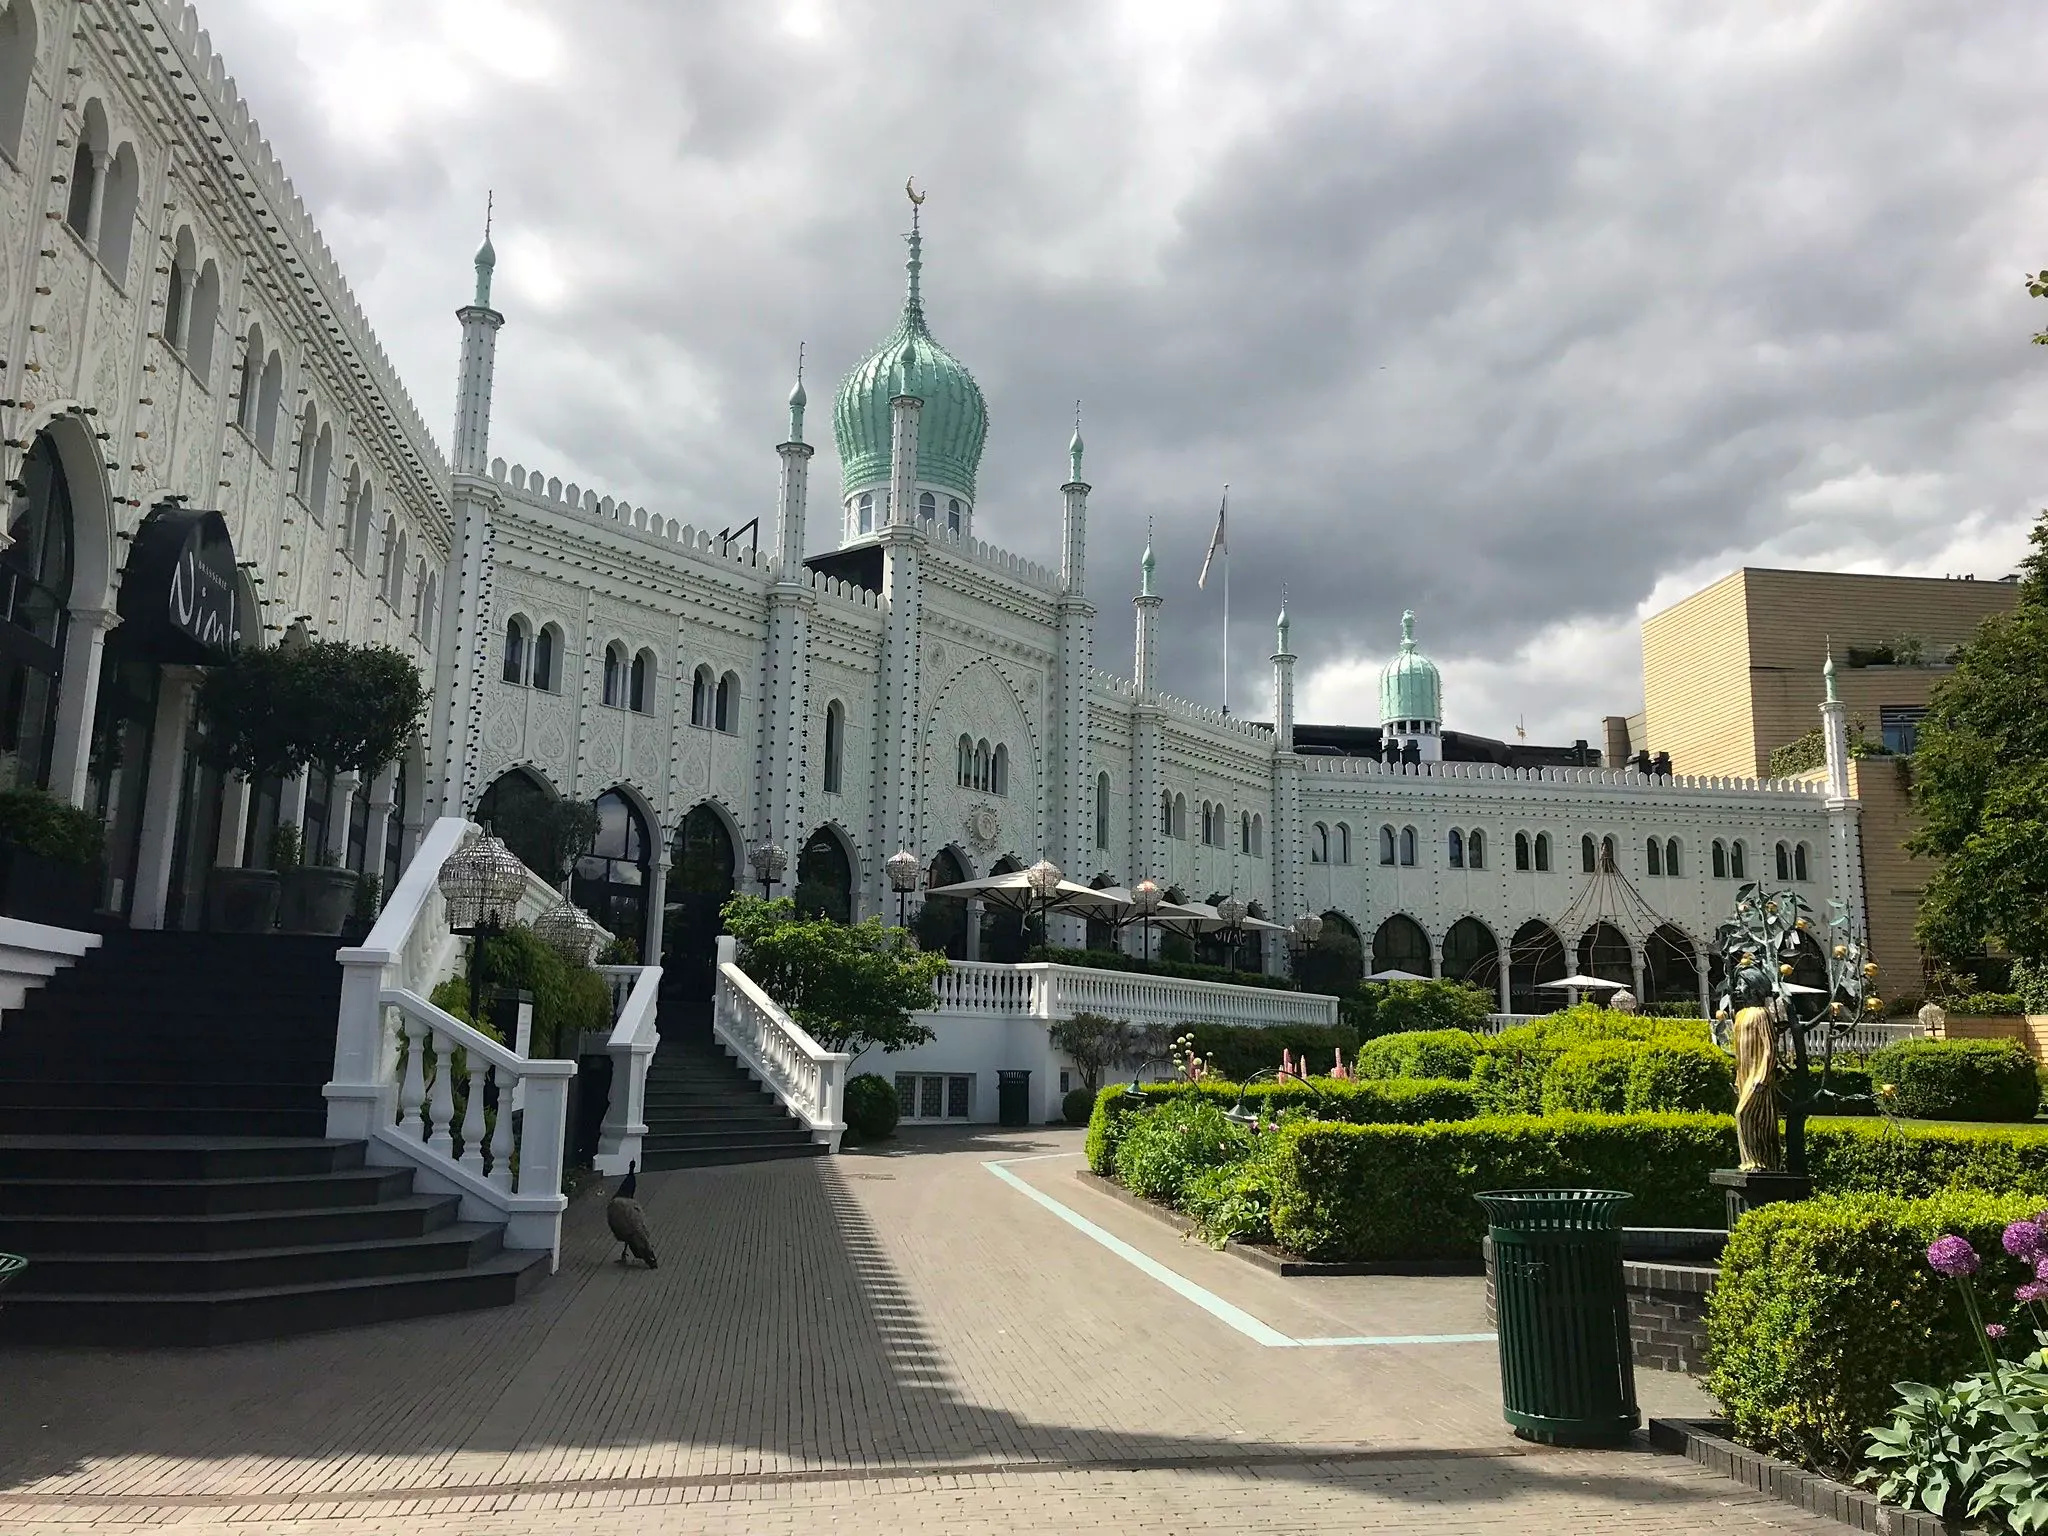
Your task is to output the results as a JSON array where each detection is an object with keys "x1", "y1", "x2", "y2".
[
  {"x1": 1538, "y1": 974, "x2": 1628, "y2": 990},
  {"x1": 1362, "y1": 968, "x2": 1432, "y2": 983},
  {"x1": 922, "y1": 872, "x2": 1133, "y2": 922},
  {"x1": 1152, "y1": 900, "x2": 1287, "y2": 936}
]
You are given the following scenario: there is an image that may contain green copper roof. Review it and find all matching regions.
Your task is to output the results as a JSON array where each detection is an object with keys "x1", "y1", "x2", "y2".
[
  {"x1": 1379, "y1": 610, "x2": 1442, "y2": 723},
  {"x1": 473, "y1": 234, "x2": 496, "y2": 308},
  {"x1": 833, "y1": 216, "x2": 987, "y2": 503}
]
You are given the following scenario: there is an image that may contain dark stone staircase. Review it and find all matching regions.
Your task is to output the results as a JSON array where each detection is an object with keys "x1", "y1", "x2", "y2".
[
  {"x1": 0, "y1": 931, "x2": 547, "y2": 1346},
  {"x1": 639, "y1": 984, "x2": 823, "y2": 1172}
]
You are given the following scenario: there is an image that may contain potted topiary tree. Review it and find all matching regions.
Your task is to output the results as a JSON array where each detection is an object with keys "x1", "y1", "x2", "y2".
[
  {"x1": 0, "y1": 787, "x2": 106, "y2": 929},
  {"x1": 197, "y1": 644, "x2": 304, "y2": 932}
]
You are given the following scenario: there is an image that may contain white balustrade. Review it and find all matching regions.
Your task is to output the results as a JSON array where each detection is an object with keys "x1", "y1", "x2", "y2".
[
  {"x1": 594, "y1": 964, "x2": 662, "y2": 1175},
  {"x1": 926, "y1": 960, "x2": 1338, "y2": 1032},
  {"x1": 713, "y1": 935, "x2": 851, "y2": 1149}
]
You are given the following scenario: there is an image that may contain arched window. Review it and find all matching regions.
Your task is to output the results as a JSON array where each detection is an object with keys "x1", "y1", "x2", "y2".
[
  {"x1": 420, "y1": 573, "x2": 439, "y2": 642},
  {"x1": 824, "y1": 701, "x2": 845, "y2": 794},
  {"x1": 991, "y1": 743, "x2": 1008, "y2": 796},
  {"x1": 629, "y1": 650, "x2": 651, "y2": 713},
  {"x1": 1372, "y1": 914, "x2": 1432, "y2": 977},
  {"x1": 65, "y1": 103, "x2": 103, "y2": 239},
  {"x1": 1712, "y1": 839, "x2": 1728, "y2": 879},
  {"x1": 857, "y1": 491, "x2": 874, "y2": 535},
  {"x1": 1601, "y1": 834, "x2": 1617, "y2": 872},
  {"x1": 693, "y1": 666, "x2": 715, "y2": 727},
  {"x1": 1666, "y1": 838, "x2": 1681, "y2": 878},
  {"x1": 602, "y1": 642, "x2": 625, "y2": 707},
  {"x1": 1515, "y1": 831, "x2": 1531, "y2": 871},
  {"x1": 1535, "y1": 832, "x2": 1552, "y2": 872},
  {"x1": 1160, "y1": 789, "x2": 1172, "y2": 835},
  {"x1": 1448, "y1": 828, "x2": 1465, "y2": 869},
  {"x1": 502, "y1": 616, "x2": 529, "y2": 685},
  {"x1": 186, "y1": 260, "x2": 220, "y2": 380},
  {"x1": 1793, "y1": 842, "x2": 1809, "y2": 882},
  {"x1": 960, "y1": 734, "x2": 977, "y2": 789},
  {"x1": 532, "y1": 624, "x2": 558, "y2": 692},
  {"x1": 235, "y1": 325, "x2": 264, "y2": 432},
  {"x1": 165, "y1": 230, "x2": 194, "y2": 353},
  {"x1": 375, "y1": 513, "x2": 396, "y2": 598},
  {"x1": 947, "y1": 497, "x2": 962, "y2": 534},
  {"x1": 1335, "y1": 822, "x2": 1352, "y2": 864},
  {"x1": 301, "y1": 413, "x2": 333, "y2": 518},
  {"x1": 0, "y1": 431, "x2": 76, "y2": 792},
  {"x1": 1775, "y1": 841, "x2": 1791, "y2": 881},
  {"x1": 98, "y1": 143, "x2": 138, "y2": 285},
  {"x1": 1311, "y1": 823, "x2": 1329, "y2": 864},
  {"x1": 974, "y1": 739, "x2": 992, "y2": 792},
  {"x1": 1469, "y1": 830, "x2": 1485, "y2": 869},
  {"x1": 1399, "y1": 826, "x2": 1417, "y2": 866},
  {"x1": 1730, "y1": 840, "x2": 1747, "y2": 880},
  {"x1": 1240, "y1": 810, "x2": 1252, "y2": 854},
  {"x1": 254, "y1": 349, "x2": 283, "y2": 455},
  {"x1": 1096, "y1": 773, "x2": 1110, "y2": 848},
  {"x1": 918, "y1": 490, "x2": 936, "y2": 521},
  {"x1": 410, "y1": 559, "x2": 429, "y2": 639},
  {"x1": 1171, "y1": 793, "x2": 1186, "y2": 840},
  {"x1": 0, "y1": 0, "x2": 37, "y2": 162},
  {"x1": 1646, "y1": 837, "x2": 1662, "y2": 877},
  {"x1": 1581, "y1": 833, "x2": 1597, "y2": 874},
  {"x1": 387, "y1": 529, "x2": 409, "y2": 611},
  {"x1": 716, "y1": 671, "x2": 738, "y2": 732},
  {"x1": 1253, "y1": 815, "x2": 1264, "y2": 856}
]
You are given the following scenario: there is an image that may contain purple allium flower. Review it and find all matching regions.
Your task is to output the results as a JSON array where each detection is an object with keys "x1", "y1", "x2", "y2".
[
  {"x1": 2038, "y1": 1256, "x2": 2048, "y2": 1282},
  {"x1": 1986, "y1": 1323, "x2": 2008, "y2": 1340},
  {"x1": 2005, "y1": 1220, "x2": 2047, "y2": 1261},
  {"x1": 1929, "y1": 1235, "x2": 1981, "y2": 1277},
  {"x1": 2017, "y1": 1281, "x2": 2048, "y2": 1303}
]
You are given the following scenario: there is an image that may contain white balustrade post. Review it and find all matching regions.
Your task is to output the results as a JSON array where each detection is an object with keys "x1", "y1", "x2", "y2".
[
  {"x1": 326, "y1": 954, "x2": 395, "y2": 1139},
  {"x1": 396, "y1": 1012, "x2": 427, "y2": 1141},
  {"x1": 426, "y1": 1027, "x2": 456, "y2": 1158},
  {"x1": 458, "y1": 1061, "x2": 488, "y2": 1174},
  {"x1": 487, "y1": 1065, "x2": 515, "y2": 1192}
]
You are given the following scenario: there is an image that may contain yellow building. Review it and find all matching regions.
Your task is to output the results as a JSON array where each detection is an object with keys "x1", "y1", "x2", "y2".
[{"x1": 1639, "y1": 567, "x2": 2021, "y2": 989}]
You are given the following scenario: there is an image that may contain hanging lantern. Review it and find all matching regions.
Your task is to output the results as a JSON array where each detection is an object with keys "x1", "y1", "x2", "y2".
[
  {"x1": 535, "y1": 896, "x2": 608, "y2": 966},
  {"x1": 438, "y1": 830, "x2": 529, "y2": 932},
  {"x1": 1130, "y1": 879, "x2": 1163, "y2": 917},
  {"x1": 1291, "y1": 912, "x2": 1323, "y2": 948},
  {"x1": 1024, "y1": 859, "x2": 1065, "y2": 900},
  {"x1": 886, "y1": 849, "x2": 921, "y2": 893},
  {"x1": 1216, "y1": 894, "x2": 1249, "y2": 929}
]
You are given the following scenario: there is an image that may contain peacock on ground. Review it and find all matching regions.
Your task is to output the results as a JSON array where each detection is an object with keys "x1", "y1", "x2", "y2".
[{"x1": 606, "y1": 1161, "x2": 657, "y2": 1268}]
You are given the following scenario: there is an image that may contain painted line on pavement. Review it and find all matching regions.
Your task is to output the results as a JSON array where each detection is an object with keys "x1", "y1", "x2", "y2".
[{"x1": 983, "y1": 1158, "x2": 1496, "y2": 1351}]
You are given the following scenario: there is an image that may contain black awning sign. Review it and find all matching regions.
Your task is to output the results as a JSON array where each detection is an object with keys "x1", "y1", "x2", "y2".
[
  {"x1": 168, "y1": 527, "x2": 234, "y2": 652},
  {"x1": 118, "y1": 505, "x2": 241, "y2": 663}
]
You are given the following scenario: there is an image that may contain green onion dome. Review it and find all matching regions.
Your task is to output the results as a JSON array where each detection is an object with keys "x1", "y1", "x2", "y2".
[{"x1": 1378, "y1": 610, "x2": 1442, "y2": 725}]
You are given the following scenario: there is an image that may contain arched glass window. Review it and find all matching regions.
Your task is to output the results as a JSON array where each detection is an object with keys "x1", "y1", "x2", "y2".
[
  {"x1": 306, "y1": 424, "x2": 333, "y2": 522},
  {"x1": 1731, "y1": 840, "x2": 1747, "y2": 880},
  {"x1": 98, "y1": 142, "x2": 138, "y2": 285},
  {"x1": 693, "y1": 666, "x2": 714, "y2": 727},
  {"x1": 166, "y1": 231, "x2": 196, "y2": 353},
  {"x1": 255, "y1": 349, "x2": 284, "y2": 455},
  {"x1": 1793, "y1": 842, "x2": 1809, "y2": 882},
  {"x1": 65, "y1": 103, "x2": 102, "y2": 239},
  {"x1": 1171, "y1": 793, "x2": 1186, "y2": 839},
  {"x1": 857, "y1": 491, "x2": 874, "y2": 534},
  {"x1": 1160, "y1": 789, "x2": 1172, "y2": 835},
  {"x1": 947, "y1": 497, "x2": 962, "y2": 534},
  {"x1": 0, "y1": 432, "x2": 76, "y2": 792},
  {"x1": 532, "y1": 625, "x2": 558, "y2": 692},
  {"x1": 502, "y1": 616, "x2": 528, "y2": 685},
  {"x1": 421, "y1": 573, "x2": 439, "y2": 642},
  {"x1": 918, "y1": 490, "x2": 936, "y2": 521},
  {"x1": 824, "y1": 701, "x2": 845, "y2": 794},
  {"x1": 1646, "y1": 837, "x2": 1662, "y2": 877},
  {"x1": 1335, "y1": 822, "x2": 1352, "y2": 863},
  {"x1": 629, "y1": 650, "x2": 650, "y2": 713},
  {"x1": 187, "y1": 260, "x2": 220, "y2": 380},
  {"x1": 1515, "y1": 831, "x2": 1531, "y2": 871},
  {"x1": 1581, "y1": 834, "x2": 1597, "y2": 874},
  {"x1": 570, "y1": 789, "x2": 653, "y2": 952},
  {"x1": 0, "y1": 0, "x2": 37, "y2": 163},
  {"x1": 992, "y1": 743, "x2": 1008, "y2": 796},
  {"x1": 716, "y1": 672, "x2": 737, "y2": 732},
  {"x1": 1252, "y1": 815, "x2": 1263, "y2": 856},
  {"x1": 387, "y1": 529, "x2": 409, "y2": 611},
  {"x1": 1095, "y1": 773, "x2": 1110, "y2": 848},
  {"x1": 1666, "y1": 838, "x2": 1681, "y2": 877},
  {"x1": 1775, "y1": 841, "x2": 1791, "y2": 881},
  {"x1": 235, "y1": 324, "x2": 264, "y2": 431},
  {"x1": 1712, "y1": 839, "x2": 1727, "y2": 879},
  {"x1": 1533, "y1": 832, "x2": 1550, "y2": 871},
  {"x1": 1469, "y1": 830, "x2": 1484, "y2": 869},
  {"x1": 1600, "y1": 834, "x2": 1617, "y2": 872},
  {"x1": 1448, "y1": 829, "x2": 1465, "y2": 869},
  {"x1": 1399, "y1": 826, "x2": 1417, "y2": 866},
  {"x1": 350, "y1": 483, "x2": 374, "y2": 571},
  {"x1": 960, "y1": 735, "x2": 976, "y2": 789},
  {"x1": 376, "y1": 512, "x2": 396, "y2": 598},
  {"x1": 974, "y1": 739, "x2": 991, "y2": 792},
  {"x1": 1240, "y1": 810, "x2": 1251, "y2": 854},
  {"x1": 1378, "y1": 824, "x2": 1396, "y2": 865},
  {"x1": 1311, "y1": 823, "x2": 1329, "y2": 864},
  {"x1": 602, "y1": 642, "x2": 624, "y2": 707}
]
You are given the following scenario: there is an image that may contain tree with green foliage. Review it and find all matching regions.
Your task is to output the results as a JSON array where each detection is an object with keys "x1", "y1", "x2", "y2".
[
  {"x1": 1048, "y1": 1011, "x2": 1134, "y2": 1091},
  {"x1": 720, "y1": 894, "x2": 947, "y2": 1059},
  {"x1": 1909, "y1": 514, "x2": 2048, "y2": 968}
]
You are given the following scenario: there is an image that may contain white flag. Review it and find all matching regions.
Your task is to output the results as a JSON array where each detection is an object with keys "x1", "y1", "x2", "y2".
[{"x1": 1197, "y1": 489, "x2": 1228, "y2": 589}]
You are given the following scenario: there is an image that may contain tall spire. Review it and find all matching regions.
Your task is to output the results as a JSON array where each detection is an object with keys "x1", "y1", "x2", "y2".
[
  {"x1": 473, "y1": 191, "x2": 496, "y2": 309},
  {"x1": 1140, "y1": 519, "x2": 1157, "y2": 599},
  {"x1": 787, "y1": 342, "x2": 807, "y2": 443},
  {"x1": 1068, "y1": 400, "x2": 1085, "y2": 483},
  {"x1": 903, "y1": 177, "x2": 926, "y2": 331},
  {"x1": 1823, "y1": 638, "x2": 1839, "y2": 704}
]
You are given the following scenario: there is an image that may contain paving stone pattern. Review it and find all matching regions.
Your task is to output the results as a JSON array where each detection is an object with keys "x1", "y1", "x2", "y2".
[{"x1": 0, "y1": 1128, "x2": 1843, "y2": 1533}]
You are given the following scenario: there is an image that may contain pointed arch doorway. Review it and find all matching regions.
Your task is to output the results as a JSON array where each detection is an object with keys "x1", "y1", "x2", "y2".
[{"x1": 663, "y1": 803, "x2": 735, "y2": 1003}]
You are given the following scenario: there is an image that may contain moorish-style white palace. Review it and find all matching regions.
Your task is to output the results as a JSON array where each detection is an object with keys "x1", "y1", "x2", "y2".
[{"x1": 0, "y1": 0, "x2": 1865, "y2": 1110}]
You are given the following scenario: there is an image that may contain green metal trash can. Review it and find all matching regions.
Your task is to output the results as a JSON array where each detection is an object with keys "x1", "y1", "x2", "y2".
[
  {"x1": 997, "y1": 1070, "x2": 1031, "y2": 1127},
  {"x1": 1476, "y1": 1189, "x2": 1638, "y2": 1447}
]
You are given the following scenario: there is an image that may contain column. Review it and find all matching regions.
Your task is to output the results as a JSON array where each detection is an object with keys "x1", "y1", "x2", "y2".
[
  {"x1": 1497, "y1": 964, "x2": 1513, "y2": 1016},
  {"x1": 47, "y1": 606, "x2": 120, "y2": 808},
  {"x1": 363, "y1": 763, "x2": 398, "y2": 889},
  {"x1": 214, "y1": 774, "x2": 254, "y2": 868},
  {"x1": 325, "y1": 770, "x2": 361, "y2": 865},
  {"x1": 643, "y1": 857, "x2": 668, "y2": 967},
  {"x1": 279, "y1": 770, "x2": 309, "y2": 837},
  {"x1": 84, "y1": 150, "x2": 110, "y2": 247},
  {"x1": 130, "y1": 666, "x2": 200, "y2": 930}
]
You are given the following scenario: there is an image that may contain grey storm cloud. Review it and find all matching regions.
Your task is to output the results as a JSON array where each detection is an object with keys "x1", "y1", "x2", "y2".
[{"x1": 195, "y1": 0, "x2": 2046, "y2": 746}]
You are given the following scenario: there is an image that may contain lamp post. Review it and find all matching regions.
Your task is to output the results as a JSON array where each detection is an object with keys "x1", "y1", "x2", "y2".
[
  {"x1": 886, "y1": 849, "x2": 920, "y2": 930},
  {"x1": 748, "y1": 840, "x2": 787, "y2": 899},
  {"x1": 1024, "y1": 858, "x2": 1063, "y2": 951},
  {"x1": 438, "y1": 830, "x2": 531, "y2": 1021},
  {"x1": 1130, "y1": 878, "x2": 1162, "y2": 965},
  {"x1": 1288, "y1": 912, "x2": 1323, "y2": 989},
  {"x1": 1215, "y1": 893, "x2": 1249, "y2": 975}
]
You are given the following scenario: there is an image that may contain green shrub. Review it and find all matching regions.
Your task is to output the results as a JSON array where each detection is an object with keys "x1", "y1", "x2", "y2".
[
  {"x1": 1355, "y1": 978, "x2": 1494, "y2": 1038},
  {"x1": 1181, "y1": 1128, "x2": 1293, "y2": 1247},
  {"x1": 1470, "y1": 1008, "x2": 1713, "y2": 1113},
  {"x1": 0, "y1": 787, "x2": 105, "y2": 865},
  {"x1": 1947, "y1": 991, "x2": 2027, "y2": 1017},
  {"x1": 1866, "y1": 1038, "x2": 2041, "y2": 1122},
  {"x1": 1084, "y1": 1077, "x2": 1478, "y2": 1174},
  {"x1": 1805, "y1": 1115, "x2": 2048, "y2": 1198},
  {"x1": 478, "y1": 923, "x2": 611, "y2": 1057},
  {"x1": 1354, "y1": 1029, "x2": 1482, "y2": 1081},
  {"x1": 843, "y1": 1073, "x2": 900, "y2": 1141},
  {"x1": 1176, "y1": 1020, "x2": 1361, "y2": 1081},
  {"x1": 1705, "y1": 1191, "x2": 2042, "y2": 1473},
  {"x1": 2013, "y1": 957, "x2": 2048, "y2": 1014},
  {"x1": 1540, "y1": 1040, "x2": 1734, "y2": 1115},
  {"x1": 1062, "y1": 1086, "x2": 1096, "y2": 1126},
  {"x1": 1112, "y1": 1096, "x2": 1250, "y2": 1205}
]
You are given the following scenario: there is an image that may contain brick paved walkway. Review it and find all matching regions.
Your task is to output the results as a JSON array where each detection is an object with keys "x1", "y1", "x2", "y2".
[{"x1": 0, "y1": 1127, "x2": 1840, "y2": 1533}]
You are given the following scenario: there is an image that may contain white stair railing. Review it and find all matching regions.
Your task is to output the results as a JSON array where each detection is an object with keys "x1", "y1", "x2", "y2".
[
  {"x1": 712, "y1": 934, "x2": 850, "y2": 1150},
  {"x1": 326, "y1": 815, "x2": 583, "y2": 1268},
  {"x1": 594, "y1": 964, "x2": 661, "y2": 1174}
]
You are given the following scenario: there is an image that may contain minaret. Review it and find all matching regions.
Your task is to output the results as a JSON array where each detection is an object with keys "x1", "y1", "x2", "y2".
[
  {"x1": 756, "y1": 354, "x2": 818, "y2": 893},
  {"x1": 1269, "y1": 598, "x2": 1305, "y2": 966},
  {"x1": 1133, "y1": 537, "x2": 1160, "y2": 697},
  {"x1": 1052, "y1": 409, "x2": 1096, "y2": 905},
  {"x1": 1819, "y1": 644, "x2": 1869, "y2": 946},
  {"x1": 1271, "y1": 599, "x2": 1295, "y2": 752},
  {"x1": 871, "y1": 337, "x2": 927, "y2": 919},
  {"x1": 431, "y1": 221, "x2": 507, "y2": 817},
  {"x1": 1129, "y1": 537, "x2": 1166, "y2": 917}
]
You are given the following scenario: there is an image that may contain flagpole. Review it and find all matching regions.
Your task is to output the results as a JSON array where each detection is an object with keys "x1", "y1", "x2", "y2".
[{"x1": 1222, "y1": 541, "x2": 1230, "y2": 715}]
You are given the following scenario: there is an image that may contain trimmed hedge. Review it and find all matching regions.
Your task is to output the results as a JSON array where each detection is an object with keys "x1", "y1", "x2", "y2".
[
  {"x1": 1061, "y1": 1086, "x2": 1097, "y2": 1126},
  {"x1": 1083, "y1": 1077, "x2": 1478, "y2": 1175},
  {"x1": 1865, "y1": 1037, "x2": 2041, "y2": 1122},
  {"x1": 1706, "y1": 1191, "x2": 2043, "y2": 1473},
  {"x1": 1355, "y1": 1029, "x2": 1482, "y2": 1081},
  {"x1": 1262, "y1": 1113, "x2": 2048, "y2": 1261},
  {"x1": 1469, "y1": 1009, "x2": 1714, "y2": 1114},
  {"x1": 843, "y1": 1072, "x2": 900, "y2": 1140},
  {"x1": 1539, "y1": 1040, "x2": 1734, "y2": 1116},
  {"x1": 1353, "y1": 978, "x2": 1495, "y2": 1038}
]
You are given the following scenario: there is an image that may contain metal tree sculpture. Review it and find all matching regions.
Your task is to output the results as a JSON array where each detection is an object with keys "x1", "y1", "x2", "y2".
[{"x1": 1712, "y1": 883, "x2": 1879, "y2": 1176}]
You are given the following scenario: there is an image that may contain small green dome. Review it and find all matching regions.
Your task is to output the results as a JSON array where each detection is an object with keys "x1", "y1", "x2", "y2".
[
  {"x1": 1379, "y1": 610, "x2": 1442, "y2": 724},
  {"x1": 833, "y1": 219, "x2": 987, "y2": 503}
]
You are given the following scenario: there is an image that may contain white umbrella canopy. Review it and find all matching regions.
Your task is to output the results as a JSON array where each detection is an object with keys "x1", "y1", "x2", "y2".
[
  {"x1": 1540, "y1": 974, "x2": 1629, "y2": 990},
  {"x1": 1362, "y1": 968, "x2": 1432, "y2": 983},
  {"x1": 922, "y1": 872, "x2": 1133, "y2": 921},
  {"x1": 1151, "y1": 900, "x2": 1286, "y2": 936}
]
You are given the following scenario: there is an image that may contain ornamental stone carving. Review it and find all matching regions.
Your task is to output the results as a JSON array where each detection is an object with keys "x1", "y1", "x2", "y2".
[{"x1": 965, "y1": 802, "x2": 1000, "y2": 852}]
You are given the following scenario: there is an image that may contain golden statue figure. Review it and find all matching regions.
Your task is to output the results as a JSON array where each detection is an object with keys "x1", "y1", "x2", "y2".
[{"x1": 1733, "y1": 1003, "x2": 1781, "y2": 1172}]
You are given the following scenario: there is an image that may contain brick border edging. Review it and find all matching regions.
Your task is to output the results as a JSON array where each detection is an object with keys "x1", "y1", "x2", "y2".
[
  {"x1": 1646, "y1": 1418, "x2": 1943, "y2": 1535},
  {"x1": 1071, "y1": 1169, "x2": 1482, "y2": 1276}
]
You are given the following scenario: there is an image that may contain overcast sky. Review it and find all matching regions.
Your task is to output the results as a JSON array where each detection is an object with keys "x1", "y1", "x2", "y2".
[{"x1": 194, "y1": 0, "x2": 2046, "y2": 747}]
